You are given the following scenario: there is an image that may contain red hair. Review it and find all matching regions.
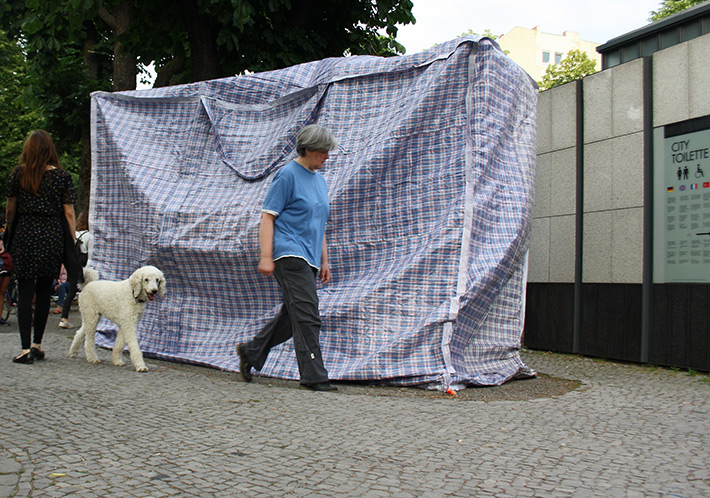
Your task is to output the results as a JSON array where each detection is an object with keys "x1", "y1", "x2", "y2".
[{"x1": 18, "y1": 130, "x2": 61, "y2": 196}]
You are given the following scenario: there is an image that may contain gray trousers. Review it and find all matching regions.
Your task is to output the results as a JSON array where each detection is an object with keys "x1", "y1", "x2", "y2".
[{"x1": 244, "y1": 257, "x2": 329, "y2": 384}]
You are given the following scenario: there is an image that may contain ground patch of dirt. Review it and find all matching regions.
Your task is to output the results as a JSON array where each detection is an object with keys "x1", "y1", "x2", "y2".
[{"x1": 241, "y1": 372, "x2": 582, "y2": 401}]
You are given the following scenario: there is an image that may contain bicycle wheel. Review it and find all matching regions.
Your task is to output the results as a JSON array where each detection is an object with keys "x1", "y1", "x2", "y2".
[
  {"x1": 3, "y1": 283, "x2": 17, "y2": 321},
  {"x1": 3, "y1": 294, "x2": 11, "y2": 321}
]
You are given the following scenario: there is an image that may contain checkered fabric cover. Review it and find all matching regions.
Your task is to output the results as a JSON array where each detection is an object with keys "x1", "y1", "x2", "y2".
[{"x1": 89, "y1": 36, "x2": 537, "y2": 390}]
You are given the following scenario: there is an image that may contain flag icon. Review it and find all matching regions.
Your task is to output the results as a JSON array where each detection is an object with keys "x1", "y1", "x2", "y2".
[
  {"x1": 691, "y1": 184, "x2": 697, "y2": 190},
  {"x1": 680, "y1": 185, "x2": 686, "y2": 191},
  {"x1": 704, "y1": 182, "x2": 709, "y2": 188},
  {"x1": 667, "y1": 186, "x2": 674, "y2": 192}
]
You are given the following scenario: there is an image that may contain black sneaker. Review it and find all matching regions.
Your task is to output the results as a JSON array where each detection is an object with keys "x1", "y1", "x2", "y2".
[
  {"x1": 236, "y1": 343, "x2": 252, "y2": 382},
  {"x1": 301, "y1": 382, "x2": 337, "y2": 392}
]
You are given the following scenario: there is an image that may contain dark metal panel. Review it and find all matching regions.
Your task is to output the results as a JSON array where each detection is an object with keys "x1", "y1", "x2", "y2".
[
  {"x1": 523, "y1": 283, "x2": 575, "y2": 352},
  {"x1": 688, "y1": 285, "x2": 710, "y2": 370},
  {"x1": 650, "y1": 284, "x2": 670, "y2": 365},
  {"x1": 652, "y1": 284, "x2": 710, "y2": 371},
  {"x1": 668, "y1": 285, "x2": 690, "y2": 365},
  {"x1": 579, "y1": 284, "x2": 643, "y2": 362}
]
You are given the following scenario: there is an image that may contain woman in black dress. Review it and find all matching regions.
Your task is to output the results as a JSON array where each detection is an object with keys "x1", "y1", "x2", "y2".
[{"x1": 5, "y1": 130, "x2": 76, "y2": 363}]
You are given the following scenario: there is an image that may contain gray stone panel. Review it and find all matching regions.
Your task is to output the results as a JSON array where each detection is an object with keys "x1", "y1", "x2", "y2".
[
  {"x1": 611, "y1": 132, "x2": 645, "y2": 210},
  {"x1": 583, "y1": 70, "x2": 612, "y2": 143},
  {"x1": 549, "y1": 148, "x2": 577, "y2": 216},
  {"x1": 688, "y1": 34, "x2": 710, "y2": 120},
  {"x1": 612, "y1": 207, "x2": 644, "y2": 284},
  {"x1": 536, "y1": 90, "x2": 553, "y2": 154},
  {"x1": 528, "y1": 217, "x2": 551, "y2": 283},
  {"x1": 612, "y1": 59, "x2": 644, "y2": 136},
  {"x1": 583, "y1": 210, "x2": 612, "y2": 283},
  {"x1": 583, "y1": 140, "x2": 613, "y2": 212},
  {"x1": 653, "y1": 42, "x2": 689, "y2": 127},
  {"x1": 533, "y1": 152, "x2": 552, "y2": 219},
  {"x1": 550, "y1": 82, "x2": 578, "y2": 151},
  {"x1": 550, "y1": 215, "x2": 576, "y2": 283}
]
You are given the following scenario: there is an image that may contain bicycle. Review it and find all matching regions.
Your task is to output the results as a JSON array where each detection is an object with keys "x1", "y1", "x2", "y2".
[{"x1": 0, "y1": 270, "x2": 17, "y2": 322}]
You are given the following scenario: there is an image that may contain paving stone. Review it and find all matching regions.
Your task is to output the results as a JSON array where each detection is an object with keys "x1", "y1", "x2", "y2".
[{"x1": 1, "y1": 322, "x2": 709, "y2": 497}]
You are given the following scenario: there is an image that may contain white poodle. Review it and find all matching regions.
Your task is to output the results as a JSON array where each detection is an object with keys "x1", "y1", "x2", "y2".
[{"x1": 69, "y1": 265, "x2": 166, "y2": 372}]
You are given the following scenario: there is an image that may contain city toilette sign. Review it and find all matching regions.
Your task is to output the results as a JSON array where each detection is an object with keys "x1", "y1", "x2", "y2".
[{"x1": 654, "y1": 117, "x2": 710, "y2": 283}]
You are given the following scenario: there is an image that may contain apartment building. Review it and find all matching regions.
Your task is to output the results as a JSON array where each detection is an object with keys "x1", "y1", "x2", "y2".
[{"x1": 497, "y1": 26, "x2": 602, "y2": 82}]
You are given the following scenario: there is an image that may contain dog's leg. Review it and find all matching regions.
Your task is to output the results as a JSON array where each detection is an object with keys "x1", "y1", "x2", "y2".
[
  {"x1": 69, "y1": 326, "x2": 86, "y2": 358},
  {"x1": 123, "y1": 326, "x2": 148, "y2": 372},
  {"x1": 82, "y1": 314, "x2": 101, "y2": 364},
  {"x1": 112, "y1": 330, "x2": 126, "y2": 367}
]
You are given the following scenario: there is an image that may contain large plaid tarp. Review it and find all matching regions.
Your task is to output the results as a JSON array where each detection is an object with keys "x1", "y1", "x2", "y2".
[{"x1": 89, "y1": 36, "x2": 537, "y2": 390}]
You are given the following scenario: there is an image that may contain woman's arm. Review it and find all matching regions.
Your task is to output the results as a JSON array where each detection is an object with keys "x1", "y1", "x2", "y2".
[
  {"x1": 319, "y1": 235, "x2": 330, "y2": 284},
  {"x1": 63, "y1": 203, "x2": 76, "y2": 241},
  {"x1": 5, "y1": 198, "x2": 16, "y2": 226},
  {"x1": 258, "y1": 212, "x2": 276, "y2": 277}
]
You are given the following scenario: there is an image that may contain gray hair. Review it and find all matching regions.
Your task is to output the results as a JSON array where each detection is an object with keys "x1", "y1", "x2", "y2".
[{"x1": 296, "y1": 124, "x2": 338, "y2": 156}]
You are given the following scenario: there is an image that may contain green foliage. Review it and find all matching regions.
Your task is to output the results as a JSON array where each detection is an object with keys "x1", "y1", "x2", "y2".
[
  {"x1": 649, "y1": 0, "x2": 706, "y2": 21},
  {"x1": 0, "y1": 0, "x2": 416, "y2": 207},
  {"x1": 538, "y1": 49, "x2": 598, "y2": 90},
  {"x1": 0, "y1": 30, "x2": 45, "y2": 194},
  {"x1": 460, "y1": 28, "x2": 501, "y2": 40}
]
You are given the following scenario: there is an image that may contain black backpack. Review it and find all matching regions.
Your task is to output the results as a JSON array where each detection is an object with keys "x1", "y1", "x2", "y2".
[{"x1": 75, "y1": 232, "x2": 88, "y2": 267}]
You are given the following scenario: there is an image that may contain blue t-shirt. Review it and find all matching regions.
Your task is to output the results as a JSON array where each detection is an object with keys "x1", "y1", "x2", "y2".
[{"x1": 262, "y1": 160, "x2": 330, "y2": 269}]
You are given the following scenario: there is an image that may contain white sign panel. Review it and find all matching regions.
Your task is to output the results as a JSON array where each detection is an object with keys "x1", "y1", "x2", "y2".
[{"x1": 654, "y1": 122, "x2": 710, "y2": 283}]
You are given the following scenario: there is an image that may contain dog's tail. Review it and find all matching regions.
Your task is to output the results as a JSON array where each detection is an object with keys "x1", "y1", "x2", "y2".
[{"x1": 79, "y1": 267, "x2": 99, "y2": 289}]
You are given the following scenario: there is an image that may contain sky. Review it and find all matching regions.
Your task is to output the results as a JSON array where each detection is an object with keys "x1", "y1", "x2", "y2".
[{"x1": 394, "y1": 0, "x2": 665, "y2": 54}]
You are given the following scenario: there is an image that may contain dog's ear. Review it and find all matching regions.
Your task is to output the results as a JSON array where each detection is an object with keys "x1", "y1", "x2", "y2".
[
  {"x1": 158, "y1": 272, "x2": 166, "y2": 296},
  {"x1": 129, "y1": 269, "x2": 144, "y2": 300}
]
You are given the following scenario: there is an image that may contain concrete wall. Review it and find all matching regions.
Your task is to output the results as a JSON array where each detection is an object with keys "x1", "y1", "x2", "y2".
[
  {"x1": 526, "y1": 33, "x2": 710, "y2": 371},
  {"x1": 531, "y1": 33, "x2": 710, "y2": 286}
]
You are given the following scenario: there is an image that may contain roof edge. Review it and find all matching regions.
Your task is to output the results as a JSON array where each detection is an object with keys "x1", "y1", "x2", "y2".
[{"x1": 597, "y1": 0, "x2": 710, "y2": 52}]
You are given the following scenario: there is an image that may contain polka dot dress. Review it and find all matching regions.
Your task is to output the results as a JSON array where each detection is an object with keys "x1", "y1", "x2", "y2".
[{"x1": 6, "y1": 167, "x2": 76, "y2": 279}]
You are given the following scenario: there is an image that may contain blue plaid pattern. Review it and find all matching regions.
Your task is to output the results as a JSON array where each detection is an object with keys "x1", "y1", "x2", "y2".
[{"x1": 89, "y1": 36, "x2": 537, "y2": 390}]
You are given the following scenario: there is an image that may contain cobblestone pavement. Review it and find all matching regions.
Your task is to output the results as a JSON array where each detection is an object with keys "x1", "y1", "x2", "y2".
[{"x1": 1, "y1": 308, "x2": 708, "y2": 497}]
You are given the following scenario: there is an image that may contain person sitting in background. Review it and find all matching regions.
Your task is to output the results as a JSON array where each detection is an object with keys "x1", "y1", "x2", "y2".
[
  {"x1": 59, "y1": 211, "x2": 92, "y2": 329},
  {"x1": 52, "y1": 265, "x2": 68, "y2": 314},
  {"x1": 0, "y1": 240, "x2": 14, "y2": 325}
]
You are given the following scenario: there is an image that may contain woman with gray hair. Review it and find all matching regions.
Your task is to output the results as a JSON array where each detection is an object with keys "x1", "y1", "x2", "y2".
[{"x1": 237, "y1": 124, "x2": 338, "y2": 391}]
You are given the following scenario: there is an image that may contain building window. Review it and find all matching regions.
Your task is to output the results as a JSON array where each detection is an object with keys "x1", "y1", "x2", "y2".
[
  {"x1": 555, "y1": 52, "x2": 563, "y2": 64},
  {"x1": 542, "y1": 51, "x2": 550, "y2": 64}
]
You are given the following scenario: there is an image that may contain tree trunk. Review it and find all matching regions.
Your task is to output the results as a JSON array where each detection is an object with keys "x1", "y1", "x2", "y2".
[
  {"x1": 181, "y1": 0, "x2": 221, "y2": 82},
  {"x1": 77, "y1": 124, "x2": 92, "y2": 216},
  {"x1": 99, "y1": 0, "x2": 136, "y2": 91},
  {"x1": 76, "y1": 25, "x2": 102, "y2": 215},
  {"x1": 81, "y1": 1, "x2": 135, "y2": 214}
]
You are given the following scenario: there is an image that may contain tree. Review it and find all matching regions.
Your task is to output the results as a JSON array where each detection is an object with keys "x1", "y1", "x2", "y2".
[
  {"x1": 460, "y1": 28, "x2": 501, "y2": 40},
  {"x1": 538, "y1": 49, "x2": 597, "y2": 91},
  {"x1": 0, "y1": 31, "x2": 45, "y2": 194},
  {"x1": 0, "y1": 0, "x2": 416, "y2": 212},
  {"x1": 459, "y1": 28, "x2": 509, "y2": 55},
  {"x1": 649, "y1": 0, "x2": 706, "y2": 21}
]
